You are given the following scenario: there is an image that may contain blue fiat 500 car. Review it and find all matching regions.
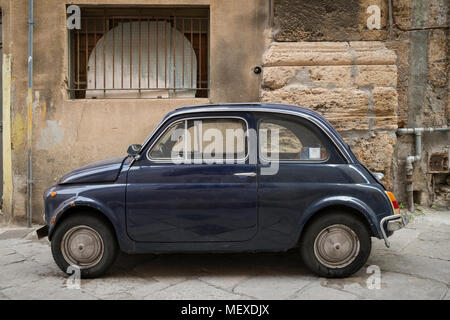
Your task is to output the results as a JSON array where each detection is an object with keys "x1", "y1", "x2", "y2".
[{"x1": 38, "y1": 103, "x2": 408, "y2": 278}]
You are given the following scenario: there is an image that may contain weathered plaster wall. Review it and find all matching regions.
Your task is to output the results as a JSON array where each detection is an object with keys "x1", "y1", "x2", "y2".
[
  {"x1": 273, "y1": 0, "x2": 388, "y2": 41},
  {"x1": 1, "y1": 53, "x2": 13, "y2": 223},
  {"x1": 390, "y1": 0, "x2": 449, "y2": 207},
  {"x1": 0, "y1": 0, "x2": 268, "y2": 224}
]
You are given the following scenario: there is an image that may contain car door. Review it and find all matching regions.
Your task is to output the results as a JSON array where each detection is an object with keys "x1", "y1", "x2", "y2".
[
  {"x1": 256, "y1": 113, "x2": 347, "y2": 246},
  {"x1": 126, "y1": 113, "x2": 258, "y2": 243}
]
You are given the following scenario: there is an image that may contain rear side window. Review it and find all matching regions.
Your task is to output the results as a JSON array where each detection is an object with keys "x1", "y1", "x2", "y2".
[{"x1": 259, "y1": 118, "x2": 329, "y2": 161}]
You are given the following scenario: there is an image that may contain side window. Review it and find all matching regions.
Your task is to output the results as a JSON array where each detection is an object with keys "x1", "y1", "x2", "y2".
[
  {"x1": 148, "y1": 120, "x2": 186, "y2": 160},
  {"x1": 148, "y1": 118, "x2": 248, "y2": 162},
  {"x1": 259, "y1": 118, "x2": 329, "y2": 161},
  {"x1": 186, "y1": 118, "x2": 247, "y2": 161}
]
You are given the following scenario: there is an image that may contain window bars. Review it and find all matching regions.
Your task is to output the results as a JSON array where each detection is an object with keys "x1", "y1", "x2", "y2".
[{"x1": 69, "y1": 10, "x2": 209, "y2": 99}]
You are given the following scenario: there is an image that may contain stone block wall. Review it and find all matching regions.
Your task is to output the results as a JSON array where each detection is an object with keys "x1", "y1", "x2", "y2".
[
  {"x1": 261, "y1": 41, "x2": 398, "y2": 188},
  {"x1": 263, "y1": 0, "x2": 449, "y2": 206}
]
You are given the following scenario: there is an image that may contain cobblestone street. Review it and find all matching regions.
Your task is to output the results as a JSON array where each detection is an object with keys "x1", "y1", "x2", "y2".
[{"x1": 0, "y1": 209, "x2": 449, "y2": 300}]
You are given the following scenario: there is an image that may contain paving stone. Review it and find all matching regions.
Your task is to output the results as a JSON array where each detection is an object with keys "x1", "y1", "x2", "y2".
[
  {"x1": 367, "y1": 251, "x2": 450, "y2": 284},
  {"x1": 321, "y1": 271, "x2": 447, "y2": 300},
  {"x1": 233, "y1": 275, "x2": 311, "y2": 300},
  {"x1": 127, "y1": 281, "x2": 173, "y2": 300},
  {"x1": 198, "y1": 274, "x2": 251, "y2": 291},
  {"x1": 402, "y1": 233, "x2": 450, "y2": 261},
  {"x1": 294, "y1": 282, "x2": 359, "y2": 300},
  {"x1": 130, "y1": 258, "x2": 193, "y2": 286},
  {"x1": 81, "y1": 271, "x2": 159, "y2": 299},
  {"x1": 0, "y1": 248, "x2": 16, "y2": 256},
  {"x1": 0, "y1": 238, "x2": 24, "y2": 249},
  {"x1": 371, "y1": 226, "x2": 421, "y2": 254},
  {"x1": 406, "y1": 215, "x2": 450, "y2": 234},
  {"x1": 0, "y1": 229, "x2": 33, "y2": 240},
  {"x1": 0, "y1": 253, "x2": 26, "y2": 266},
  {"x1": 0, "y1": 259, "x2": 56, "y2": 290},
  {"x1": 144, "y1": 279, "x2": 241, "y2": 300},
  {"x1": 443, "y1": 289, "x2": 450, "y2": 300},
  {"x1": 1, "y1": 276, "x2": 97, "y2": 300}
]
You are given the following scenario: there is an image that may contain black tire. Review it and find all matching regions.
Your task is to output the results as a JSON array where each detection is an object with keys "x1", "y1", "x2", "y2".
[
  {"x1": 299, "y1": 211, "x2": 371, "y2": 278},
  {"x1": 51, "y1": 213, "x2": 118, "y2": 278}
]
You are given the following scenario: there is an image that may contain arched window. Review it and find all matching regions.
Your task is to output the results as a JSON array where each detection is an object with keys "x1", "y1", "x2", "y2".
[{"x1": 87, "y1": 20, "x2": 197, "y2": 98}]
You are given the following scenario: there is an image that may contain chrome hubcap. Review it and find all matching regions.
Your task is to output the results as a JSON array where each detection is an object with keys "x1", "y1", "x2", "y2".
[
  {"x1": 61, "y1": 226, "x2": 104, "y2": 269},
  {"x1": 313, "y1": 224, "x2": 360, "y2": 269}
]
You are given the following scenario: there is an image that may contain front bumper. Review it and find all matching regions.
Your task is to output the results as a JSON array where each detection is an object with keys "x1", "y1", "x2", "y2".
[
  {"x1": 36, "y1": 225, "x2": 49, "y2": 239},
  {"x1": 380, "y1": 213, "x2": 409, "y2": 247}
]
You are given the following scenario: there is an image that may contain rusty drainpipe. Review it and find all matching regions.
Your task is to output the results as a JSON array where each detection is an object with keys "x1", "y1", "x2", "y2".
[
  {"x1": 26, "y1": 0, "x2": 34, "y2": 228},
  {"x1": 397, "y1": 127, "x2": 449, "y2": 212}
]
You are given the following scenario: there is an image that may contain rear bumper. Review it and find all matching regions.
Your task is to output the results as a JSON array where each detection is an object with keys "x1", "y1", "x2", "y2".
[{"x1": 380, "y1": 213, "x2": 409, "y2": 247}]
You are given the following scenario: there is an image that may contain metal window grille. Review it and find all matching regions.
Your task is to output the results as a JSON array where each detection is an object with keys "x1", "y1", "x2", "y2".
[{"x1": 68, "y1": 7, "x2": 209, "y2": 99}]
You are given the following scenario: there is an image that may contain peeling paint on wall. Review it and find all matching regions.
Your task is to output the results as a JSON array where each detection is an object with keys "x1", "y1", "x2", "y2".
[
  {"x1": 36, "y1": 120, "x2": 65, "y2": 150},
  {"x1": 2, "y1": 53, "x2": 13, "y2": 219},
  {"x1": 11, "y1": 114, "x2": 26, "y2": 148}
]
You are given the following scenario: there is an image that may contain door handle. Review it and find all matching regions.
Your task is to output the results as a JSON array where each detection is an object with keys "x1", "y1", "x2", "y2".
[{"x1": 234, "y1": 172, "x2": 257, "y2": 177}]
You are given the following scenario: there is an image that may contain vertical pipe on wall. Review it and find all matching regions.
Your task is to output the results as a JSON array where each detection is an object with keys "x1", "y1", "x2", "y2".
[
  {"x1": 398, "y1": 127, "x2": 449, "y2": 212},
  {"x1": 26, "y1": 0, "x2": 34, "y2": 228},
  {"x1": 268, "y1": 0, "x2": 274, "y2": 27}
]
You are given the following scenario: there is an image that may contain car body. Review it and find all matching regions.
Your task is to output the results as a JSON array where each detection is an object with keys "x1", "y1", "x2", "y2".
[{"x1": 38, "y1": 103, "x2": 408, "y2": 278}]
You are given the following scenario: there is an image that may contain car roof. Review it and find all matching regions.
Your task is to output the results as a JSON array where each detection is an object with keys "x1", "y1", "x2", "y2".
[{"x1": 166, "y1": 103, "x2": 328, "y2": 122}]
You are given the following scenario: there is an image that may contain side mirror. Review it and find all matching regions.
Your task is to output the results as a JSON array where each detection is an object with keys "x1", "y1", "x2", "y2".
[{"x1": 127, "y1": 144, "x2": 142, "y2": 159}]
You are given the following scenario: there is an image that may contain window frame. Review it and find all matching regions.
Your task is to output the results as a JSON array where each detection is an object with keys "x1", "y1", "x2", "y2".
[
  {"x1": 67, "y1": 6, "x2": 210, "y2": 100},
  {"x1": 257, "y1": 117, "x2": 331, "y2": 164},
  {"x1": 146, "y1": 116, "x2": 250, "y2": 164}
]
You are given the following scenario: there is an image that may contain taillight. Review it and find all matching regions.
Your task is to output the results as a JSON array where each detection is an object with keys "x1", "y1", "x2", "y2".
[{"x1": 386, "y1": 191, "x2": 400, "y2": 215}]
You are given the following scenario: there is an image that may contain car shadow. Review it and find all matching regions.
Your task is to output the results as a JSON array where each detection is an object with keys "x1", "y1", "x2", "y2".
[{"x1": 104, "y1": 249, "x2": 314, "y2": 280}]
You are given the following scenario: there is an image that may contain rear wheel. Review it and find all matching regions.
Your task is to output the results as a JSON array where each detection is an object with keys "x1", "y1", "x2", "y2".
[
  {"x1": 51, "y1": 213, "x2": 118, "y2": 278},
  {"x1": 300, "y1": 212, "x2": 371, "y2": 278}
]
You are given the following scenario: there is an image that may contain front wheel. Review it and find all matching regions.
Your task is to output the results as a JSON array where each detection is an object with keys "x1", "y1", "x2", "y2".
[
  {"x1": 51, "y1": 213, "x2": 118, "y2": 278},
  {"x1": 299, "y1": 212, "x2": 371, "y2": 278}
]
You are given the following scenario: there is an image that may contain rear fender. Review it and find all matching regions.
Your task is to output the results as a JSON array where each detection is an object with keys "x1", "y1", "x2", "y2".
[{"x1": 297, "y1": 196, "x2": 382, "y2": 241}]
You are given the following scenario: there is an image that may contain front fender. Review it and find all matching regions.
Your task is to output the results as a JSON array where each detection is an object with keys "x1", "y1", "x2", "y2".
[
  {"x1": 47, "y1": 194, "x2": 136, "y2": 253},
  {"x1": 296, "y1": 196, "x2": 382, "y2": 240},
  {"x1": 48, "y1": 196, "x2": 119, "y2": 238},
  {"x1": 44, "y1": 180, "x2": 135, "y2": 252}
]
